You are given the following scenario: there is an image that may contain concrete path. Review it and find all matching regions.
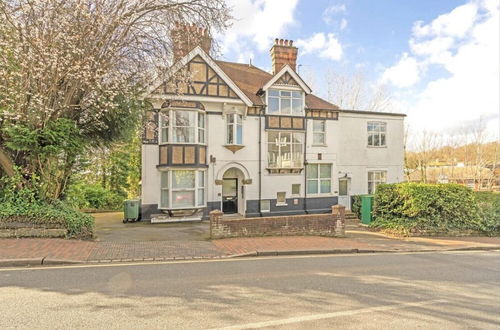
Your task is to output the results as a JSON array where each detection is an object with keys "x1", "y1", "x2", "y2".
[{"x1": 1, "y1": 212, "x2": 499, "y2": 266}]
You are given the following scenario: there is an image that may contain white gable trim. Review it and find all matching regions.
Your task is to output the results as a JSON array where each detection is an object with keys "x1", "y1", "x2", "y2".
[
  {"x1": 262, "y1": 65, "x2": 312, "y2": 94},
  {"x1": 145, "y1": 46, "x2": 253, "y2": 106}
]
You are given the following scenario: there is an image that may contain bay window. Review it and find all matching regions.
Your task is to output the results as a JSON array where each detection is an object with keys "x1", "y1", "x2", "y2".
[
  {"x1": 368, "y1": 122, "x2": 386, "y2": 147},
  {"x1": 368, "y1": 170, "x2": 387, "y2": 194},
  {"x1": 306, "y1": 164, "x2": 332, "y2": 194},
  {"x1": 226, "y1": 113, "x2": 243, "y2": 145},
  {"x1": 160, "y1": 110, "x2": 206, "y2": 144},
  {"x1": 268, "y1": 89, "x2": 303, "y2": 115},
  {"x1": 267, "y1": 131, "x2": 304, "y2": 168},
  {"x1": 160, "y1": 170, "x2": 206, "y2": 209},
  {"x1": 312, "y1": 120, "x2": 326, "y2": 145}
]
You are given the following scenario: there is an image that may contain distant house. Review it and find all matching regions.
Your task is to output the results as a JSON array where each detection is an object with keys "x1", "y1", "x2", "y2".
[
  {"x1": 140, "y1": 24, "x2": 406, "y2": 222},
  {"x1": 407, "y1": 164, "x2": 495, "y2": 191}
]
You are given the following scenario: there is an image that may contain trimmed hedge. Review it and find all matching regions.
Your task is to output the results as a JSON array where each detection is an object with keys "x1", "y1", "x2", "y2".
[
  {"x1": 371, "y1": 183, "x2": 499, "y2": 235},
  {"x1": 0, "y1": 199, "x2": 94, "y2": 239},
  {"x1": 351, "y1": 195, "x2": 362, "y2": 219}
]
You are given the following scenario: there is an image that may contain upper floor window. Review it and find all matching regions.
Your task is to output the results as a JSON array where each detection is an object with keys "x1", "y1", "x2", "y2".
[
  {"x1": 226, "y1": 113, "x2": 243, "y2": 145},
  {"x1": 268, "y1": 89, "x2": 303, "y2": 116},
  {"x1": 267, "y1": 131, "x2": 304, "y2": 169},
  {"x1": 160, "y1": 110, "x2": 205, "y2": 144},
  {"x1": 368, "y1": 122, "x2": 386, "y2": 147},
  {"x1": 312, "y1": 120, "x2": 326, "y2": 145},
  {"x1": 368, "y1": 170, "x2": 387, "y2": 194}
]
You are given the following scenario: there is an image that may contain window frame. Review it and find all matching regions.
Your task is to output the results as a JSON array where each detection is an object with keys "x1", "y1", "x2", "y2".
[
  {"x1": 367, "y1": 170, "x2": 387, "y2": 194},
  {"x1": 267, "y1": 131, "x2": 304, "y2": 169},
  {"x1": 306, "y1": 163, "x2": 332, "y2": 195},
  {"x1": 367, "y1": 121, "x2": 387, "y2": 147},
  {"x1": 159, "y1": 109, "x2": 206, "y2": 145},
  {"x1": 225, "y1": 113, "x2": 243, "y2": 145},
  {"x1": 312, "y1": 119, "x2": 326, "y2": 146},
  {"x1": 266, "y1": 88, "x2": 304, "y2": 116},
  {"x1": 159, "y1": 169, "x2": 207, "y2": 210}
]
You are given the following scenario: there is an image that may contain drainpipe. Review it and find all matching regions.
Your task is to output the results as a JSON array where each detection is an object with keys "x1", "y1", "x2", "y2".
[
  {"x1": 304, "y1": 117, "x2": 308, "y2": 214},
  {"x1": 258, "y1": 106, "x2": 263, "y2": 217}
]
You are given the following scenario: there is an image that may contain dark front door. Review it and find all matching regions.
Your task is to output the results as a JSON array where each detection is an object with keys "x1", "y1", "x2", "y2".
[{"x1": 222, "y1": 178, "x2": 238, "y2": 214}]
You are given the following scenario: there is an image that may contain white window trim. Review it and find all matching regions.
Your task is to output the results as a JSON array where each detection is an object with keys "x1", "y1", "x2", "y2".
[
  {"x1": 266, "y1": 88, "x2": 305, "y2": 116},
  {"x1": 367, "y1": 121, "x2": 387, "y2": 148},
  {"x1": 367, "y1": 169, "x2": 388, "y2": 194},
  {"x1": 312, "y1": 119, "x2": 326, "y2": 146},
  {"x1": 306, "y1": 163, "x2": 333, "y2": 196},
  {"x1": 225, "y1": 113, "x2": 243, "y2": 145},
  {"x1": 267, "y1": 131, "x2": 304, "y2": 169},
  {"x1": 159, "y1": 108, "x2": 207, "y2": 145},
  {"x1": 159, "y1": 169, "x2": 207, "y2": 210}
]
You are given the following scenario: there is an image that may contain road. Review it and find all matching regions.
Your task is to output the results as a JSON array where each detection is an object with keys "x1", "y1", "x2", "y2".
[{"x1": 1, "y1": 251, "x2": 499, "y2": 329}]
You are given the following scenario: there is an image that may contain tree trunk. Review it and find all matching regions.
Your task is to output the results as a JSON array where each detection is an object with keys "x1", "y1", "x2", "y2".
[{"x1": 0, "y1": 146, "x2": 15, "y2": 177}]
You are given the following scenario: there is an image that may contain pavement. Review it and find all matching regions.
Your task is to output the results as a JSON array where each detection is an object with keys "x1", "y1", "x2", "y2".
[
  {"x1": 1, "y1": 251, "x2": 499, "y2": 329},
  {"x1": 1, "y1": 212, "x2": 500, "y2": 266}
]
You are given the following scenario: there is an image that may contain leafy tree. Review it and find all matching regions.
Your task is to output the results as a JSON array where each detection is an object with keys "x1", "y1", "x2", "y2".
[{"x1": 0, "y1": 0, "x2": 230, "y2": 199}]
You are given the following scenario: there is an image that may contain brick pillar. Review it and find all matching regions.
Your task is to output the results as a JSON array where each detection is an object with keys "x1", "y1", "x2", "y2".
[
  {"x1": 332, "y1": 205, "x2": 346, "y2": 237},
  {"x1": 209, "y1": 210, "x2": 223, "y2": 239}
]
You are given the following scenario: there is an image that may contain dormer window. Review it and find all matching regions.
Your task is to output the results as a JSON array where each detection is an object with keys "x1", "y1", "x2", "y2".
[{"x1": 267, "y1": 89, "x2": 303, "y2": 116}]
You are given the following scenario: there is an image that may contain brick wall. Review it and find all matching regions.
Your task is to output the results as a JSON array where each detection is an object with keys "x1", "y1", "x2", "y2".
[{"x1": 210, "y1": 205, "x2": 345, "y2": 239}]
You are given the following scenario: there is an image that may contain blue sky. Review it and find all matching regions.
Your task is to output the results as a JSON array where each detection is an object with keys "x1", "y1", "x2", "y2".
[{"x1": 216, "y1": 0, "x2": 499, "y2": 146}]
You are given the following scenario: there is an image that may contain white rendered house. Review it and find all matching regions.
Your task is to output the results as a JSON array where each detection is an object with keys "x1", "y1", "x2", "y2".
[{"x1": 141, "y1": 26, "x2": 405, "y2": 221}]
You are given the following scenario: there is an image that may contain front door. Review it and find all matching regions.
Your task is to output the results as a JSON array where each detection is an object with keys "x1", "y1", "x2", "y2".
[
  {"x1": 338, "y1": 178, "x2": 351, "y2": 210},
  {"x1": 222, "y1": 178, "x2": 238, "y2": 214}
]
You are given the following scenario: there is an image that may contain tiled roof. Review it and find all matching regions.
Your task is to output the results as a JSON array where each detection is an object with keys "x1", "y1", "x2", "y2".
[{"x1": 215, "y1": 60, "x2": 339, "y2": 111}]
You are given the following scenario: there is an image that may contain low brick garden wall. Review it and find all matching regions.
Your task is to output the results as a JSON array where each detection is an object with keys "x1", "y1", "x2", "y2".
[
  {"x1": 0, "y1": 223, "x2": 67, "y2": 238},
  {"x1": 210, "y1": 205, "x2": 346, "y2": 239}
]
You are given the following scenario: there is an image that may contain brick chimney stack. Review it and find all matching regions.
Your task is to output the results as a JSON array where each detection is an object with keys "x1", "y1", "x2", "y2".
[
  {"x1": 171, "y1": 22, "x2": 212, "y2": 62},
  {"x1": 270, "y1": 38, "x2": 298, "y2": 74}
]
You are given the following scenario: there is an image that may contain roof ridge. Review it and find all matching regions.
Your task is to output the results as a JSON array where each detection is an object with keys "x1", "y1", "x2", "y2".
[{"x1": 215, "y1": 59, "x2": 272, "y2": 76}]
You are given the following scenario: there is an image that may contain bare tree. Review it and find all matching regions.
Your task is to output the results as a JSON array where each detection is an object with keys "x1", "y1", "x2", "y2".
[{"x1": 326, "y1": 69, "x2": 393, "y2": 112}]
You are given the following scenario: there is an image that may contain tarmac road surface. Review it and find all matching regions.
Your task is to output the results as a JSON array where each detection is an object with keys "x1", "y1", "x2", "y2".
[{"x1": 1, "y1": 250, "x2": 499, "y2": 329}]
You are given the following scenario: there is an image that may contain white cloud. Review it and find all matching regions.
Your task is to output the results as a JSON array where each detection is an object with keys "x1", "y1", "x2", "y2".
[
  {"x1": 412, "y1": 2, "x2": 478, "y2": 38},
  {"x1": 387, "y1": 0, "x2": 500, "y2": 138},
  {"x1": 322, "y1": 4, "x2": 346, "y2": 25},
  {"x1": 296, "y1": 32, "x2": 343, "y2": 61},
  {"x1": 381, "y1": 53, "x2": 420, "y2": 88},
  {"x1": 340, "y1": 18, "x2": 348, "y2": 30},
  {"x1": 219, "y1": 0, "x2": 299, "y2": 58}
]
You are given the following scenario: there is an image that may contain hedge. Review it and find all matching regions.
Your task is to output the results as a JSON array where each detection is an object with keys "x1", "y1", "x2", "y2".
[
  {"x1": 370, "y1": 183, "x2": 499, "y2": 235},
  {"x1": 0, "y1": 199, "x2": 94, "y2": 239}
]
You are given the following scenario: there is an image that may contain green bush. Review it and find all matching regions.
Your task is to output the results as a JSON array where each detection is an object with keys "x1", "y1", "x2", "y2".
[
  {"x1": 351, "y1": 195, "x2": 362, "y2": 219},
  {"x1": 0, "y1": 174, "x2": 94, "y2": 238},
  {"x1": 65, "y1": 182, "x2": 124, "y2": 211},
  {"x1": 371, "y1": 183, "x2": 492, "y2": 235},
  {"x1": 475, "y1": 191, "x2": 500, "y2": 233}
]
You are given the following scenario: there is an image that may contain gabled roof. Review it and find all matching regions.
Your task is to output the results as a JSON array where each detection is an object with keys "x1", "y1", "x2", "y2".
[
  {"x1": 262, "y1": 65, "x2": 312, "y2": 94},
  {"x1": 147, "y1": 46, "x2": 253, "y2": 106},
  {"x1": 215, "y1": 60, "x2": 339, "y2": 110},
  {"x1": 148, "y1": 46, "x2": 339, "y2": 111}
]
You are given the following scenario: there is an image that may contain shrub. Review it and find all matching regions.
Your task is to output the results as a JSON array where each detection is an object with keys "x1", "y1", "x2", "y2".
[
  {"x1": 371, "y1": 183, "x2": 488, "y2": 235},
  {"x1": 65, "y1": 182, "x2": 124, "y2": 211},
  {"x1": 0, "y1": 174, "x2": 94, "y2": 238},
  {"x1": 475, "y1": 191, "x2": 500, "y2": 233},
  {"x1": 351, "y1": 195, "x2": 362, "y2": 219}
]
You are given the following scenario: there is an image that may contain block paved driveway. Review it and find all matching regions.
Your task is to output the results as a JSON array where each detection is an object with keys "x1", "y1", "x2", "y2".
[{"x1": 89, "y1": 212, "x2": 226, "y2": 261}]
